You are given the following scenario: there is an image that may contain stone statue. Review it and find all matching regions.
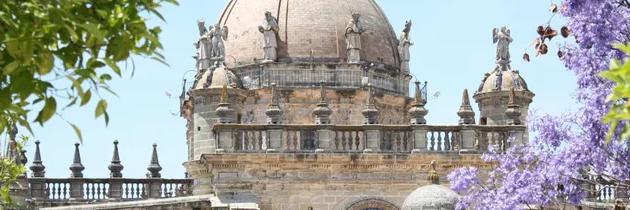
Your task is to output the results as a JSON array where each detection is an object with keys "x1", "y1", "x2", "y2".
[
  {"x1": 195, "y1": 19, "x2": 213, "y2": 70},
  {"x1": 492, "y1": 26, "x2": 512, "y2": 63},
  {"x1": 345, "y1": 13, "x2": 364, "y2": 64},
  {"x1": 398, "y1": 20, "x2": 412, "y2": 75},
  {"x1": 258, "y1": 11, "x2": 280, "y2": 63},
  {"x1": 209, "y1": 23, "x2": 229, "y2": 59}
]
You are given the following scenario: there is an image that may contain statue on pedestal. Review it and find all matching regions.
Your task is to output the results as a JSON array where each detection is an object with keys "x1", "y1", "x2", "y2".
[
  {"x1": 345, "y1": 13, "x2": 364, "y2": 64},
  {"x1": 493, "y1": 26, "x2": 512, "y2": 68},
  {"x1": 398, "y1": 20, "x2": 413, "y2": 75},
  {"x1": 259, "y1": 11, "x2": 280, "y2": 63},
  {"x1": 209, "y1": 23, "x2": 229, "y2": 60},
  {"x1": 195, "y1": 19, "x2": 213, "y2": 71}
]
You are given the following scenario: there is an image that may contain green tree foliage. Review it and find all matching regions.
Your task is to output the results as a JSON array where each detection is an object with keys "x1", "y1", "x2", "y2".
[
  {"x1": 0, "y1": 0, "x2": 177, "y2": 140},
  {"x1": 0, "y1": 137, "x2": 27, "y2": 208},
  {"x1": 600, "y1": 44, "x2": 630, "y2": 142}
]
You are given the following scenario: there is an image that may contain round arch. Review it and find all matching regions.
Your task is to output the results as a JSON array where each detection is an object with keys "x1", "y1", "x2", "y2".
[{"x1": 346, "y1": 198, "x2": 400, "y2": 210}]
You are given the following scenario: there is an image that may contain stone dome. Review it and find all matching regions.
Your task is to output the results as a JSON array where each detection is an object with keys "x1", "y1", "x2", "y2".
[
  {"x1": 401, "y1": 184, "x2": 459, "y2": 210},
  {"x1": 194, "y1": 65, "x2": 239, "y2": 89},
  {"x1": 476, "y1": 68, "x2": 530, "y2": 94},
  {"x1": 217, "y1": 0, "x2": 401, "y2": 68}
]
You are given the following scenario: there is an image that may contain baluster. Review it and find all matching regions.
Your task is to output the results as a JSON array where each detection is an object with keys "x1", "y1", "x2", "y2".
[
  {"x1": 242, "y1": 131, "x2": 248, "y2": 151},
  {"x1": 347, "y1": 132, "x2": 354, "y2": 150},
  {"x1": 403, "y1": 131, "x2": 409, "y2": 151},
  {"x1": 56, "y1": 183, "x2": 62, "y2": 200},
  {"x1": 98, "y1": 183, "x2": 103, "y2": 199},
  {"x1": 430, "y1": 132, "x2": 435, "y2": 151},
  {"x1": 168, "y1": 183, "x2": 173, "y2": 197},
  {"x1": 293, "y1": 131, "x2": 298, "y2": 151},
  {"x1": 438, "y1": 132, "x2": 444, "y2": 151},
  {"x1": 334, "y1": 131, "x2": 339, "y2": 150},
  {"x1": 124, "y1": 183, "x2": 129, "y2": 199},
  {"x1": 258, "y1": 130, "x2": 263, "y2": 150},
  {"x1": 355, "y1": 131, "x2": 360, "y2": 151},
  {"x1": 341, "y1": 132, "x2": 347, "y2": 151},
  {"x1": 394, "y1": 133, "x2": 400, "y2": 152},
  {"x1": 444, "y1": 131, "x2": 451, "y2": 151},
  {"x1": 63, "y1": 183, "x2": 69, "y2": 199},
  {"x1": 134, "y1": 183, "x2": 140, "y2": 198}
]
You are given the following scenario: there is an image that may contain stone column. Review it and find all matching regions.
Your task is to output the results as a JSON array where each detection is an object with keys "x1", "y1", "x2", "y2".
[
  {"x1": 505, "y1": 88, "x2": 522, "y2": 125},
  {"x1": 411, "y1": 125, "x2": 428, "y2": 153}
]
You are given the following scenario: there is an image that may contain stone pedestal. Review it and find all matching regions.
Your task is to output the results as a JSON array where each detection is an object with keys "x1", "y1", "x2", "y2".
[
  {"x1": 148, "y1": 179, "x2": 163, "y2": 199},
  {"x1": 69, "y1": 178, "x2": 85, "y2": 201},
  {"x1": 217, "y1": 128, "x2": 234, "y2": 153},
  {"x1": 108, "y1": 178, "x2": 123, "y2": 200},
  {"x1": 29, "y1": 178, "x2": 47, "y2": 201},
  {"x1": 267, "y1": 127, "x2": 283, "y2": 152},
  {"x1": 316, "y1": 126, "x2": 333, "y2": 152},
  {"x1": 460, "y1": 127, "x2": 477, "y2": 152},
  {"x1": 411, "y1": 125, "x2": 428, "y2": 153},
  {"x1": 363, "y1": 126, "x2": 381, "y2": 153}
]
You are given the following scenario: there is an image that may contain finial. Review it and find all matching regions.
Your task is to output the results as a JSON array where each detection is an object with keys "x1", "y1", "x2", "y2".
[
  {"x1": 319, "y1": 81, "x2": 327, "y2": 103},
  {"x1": 266, "y1": 83, "x2": 283, "y2": 124},
  {"x1": 409, "y1": 81, "x2": 428, "y2": 125},
  {"x1": 69, "y1": 142, "x2": 85, "y2": 178},
  {"x1": 366, "y1": 83, "x2": 374, "y2": 106},
  {"x1": 108, "y1": 140, "x2": 124, "y2": 178},
  {"x1": 147, "y1": 143, "x2": 162, "y2": 178},
  {"x1": 414, "y1": 81, "x2": 424, "y2": 105},
  {"x1": 313, "y1": 81, "x2": 332, "y2": 124},
  {"x1": 457, "y1": 89, "x2": 476, "y2": 125},
  {"x1": 427, "y1": 160, "x2": 440, "y2": 185},
  {"x1": 19, "y1": 150, "x2": 27, "y2": 165},
  {"x1": 508, "y1": 87, "x2": 516, "y2": 105},
  {"x1": 362, "y1": 84, "x2": 379, "y2": 125},
  {"x1": 270, "y1": 83, "x2": 278, "y2": 106},
  {"x1": 219, "y1": 84, "x2": 228, "y2": 104},
  {"x1": 30, "y1": 140, "x2": 46, "y2": 177}
]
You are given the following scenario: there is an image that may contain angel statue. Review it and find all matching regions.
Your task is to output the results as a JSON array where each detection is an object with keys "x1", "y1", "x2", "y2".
[
  {"x1": 345, "y1": 13, "x2": 364, "y2": 64},
  {"x1": 194, "y1": 19, "x2": 213, "y2": 70},
  {"x1": 492, "y1": 26, "x2": 512, "y2": 63},
  {"x1": 398, "y1": 20, "x2": 413, "y2": 75},
  {"x1": 209, "y1": 23, "x2": 229, "y2": 59},
  {"x1": 258, "y1": 11, "x2": 280, "y2": 63}
]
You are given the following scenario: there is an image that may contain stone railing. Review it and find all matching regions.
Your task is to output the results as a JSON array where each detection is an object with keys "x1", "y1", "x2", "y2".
[
  {"x1": 213, "y1": 124, "x2": 527, "y2": 154},
  {"x1": 29, "y1": 178, "x2": 193, "y2": 202},
  {"x1": 16, "y1": 141, "x2": 194, "y2": 206}
]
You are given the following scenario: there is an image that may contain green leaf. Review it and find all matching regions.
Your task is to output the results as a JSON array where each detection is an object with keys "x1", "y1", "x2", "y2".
[
  {"x1": 35, "y1": 97, "x2": 57, "y2": 125},
  {"x1": 80, "y1": 90, "x2": 91, "y2": 106},
  {"x1": 95, "y1": 99, "x2": 108, "y2": 118},
  {"x1": 69, "y1": 123, "x2": 83, "y2": 143},
  {"x1": 38, "y1": 51, "x2": 54, "y2": 75},
  {"x1": 3, "y1": 61, "x2": 20, "y2": 74}
]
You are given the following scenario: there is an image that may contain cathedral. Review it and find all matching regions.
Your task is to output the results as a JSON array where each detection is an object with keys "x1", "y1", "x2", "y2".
[
  {"x1": 7, "y1": 0, "x2": 536, "y2": 209},
  {"x1": 179, "y1": 0, "x2": 532, "y2": 209}
]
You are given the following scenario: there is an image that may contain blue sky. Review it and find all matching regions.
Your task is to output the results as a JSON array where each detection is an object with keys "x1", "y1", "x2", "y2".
[{"x1": 13, "y1": 1, "x2": 575, "y2": 179}]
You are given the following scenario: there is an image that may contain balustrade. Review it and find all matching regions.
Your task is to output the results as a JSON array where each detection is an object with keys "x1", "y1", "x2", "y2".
[
  {"x1": 214, "y1": 124, "x2": 526, "y2": 154},
  {"x1": 30, "y1": 178, "x2": 193, "y2": 202}
]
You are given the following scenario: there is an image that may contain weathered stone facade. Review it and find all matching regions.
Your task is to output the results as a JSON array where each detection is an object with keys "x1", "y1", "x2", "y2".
[{"x1": 185, "y1": 153, "x2": 490, "y2": 210}]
